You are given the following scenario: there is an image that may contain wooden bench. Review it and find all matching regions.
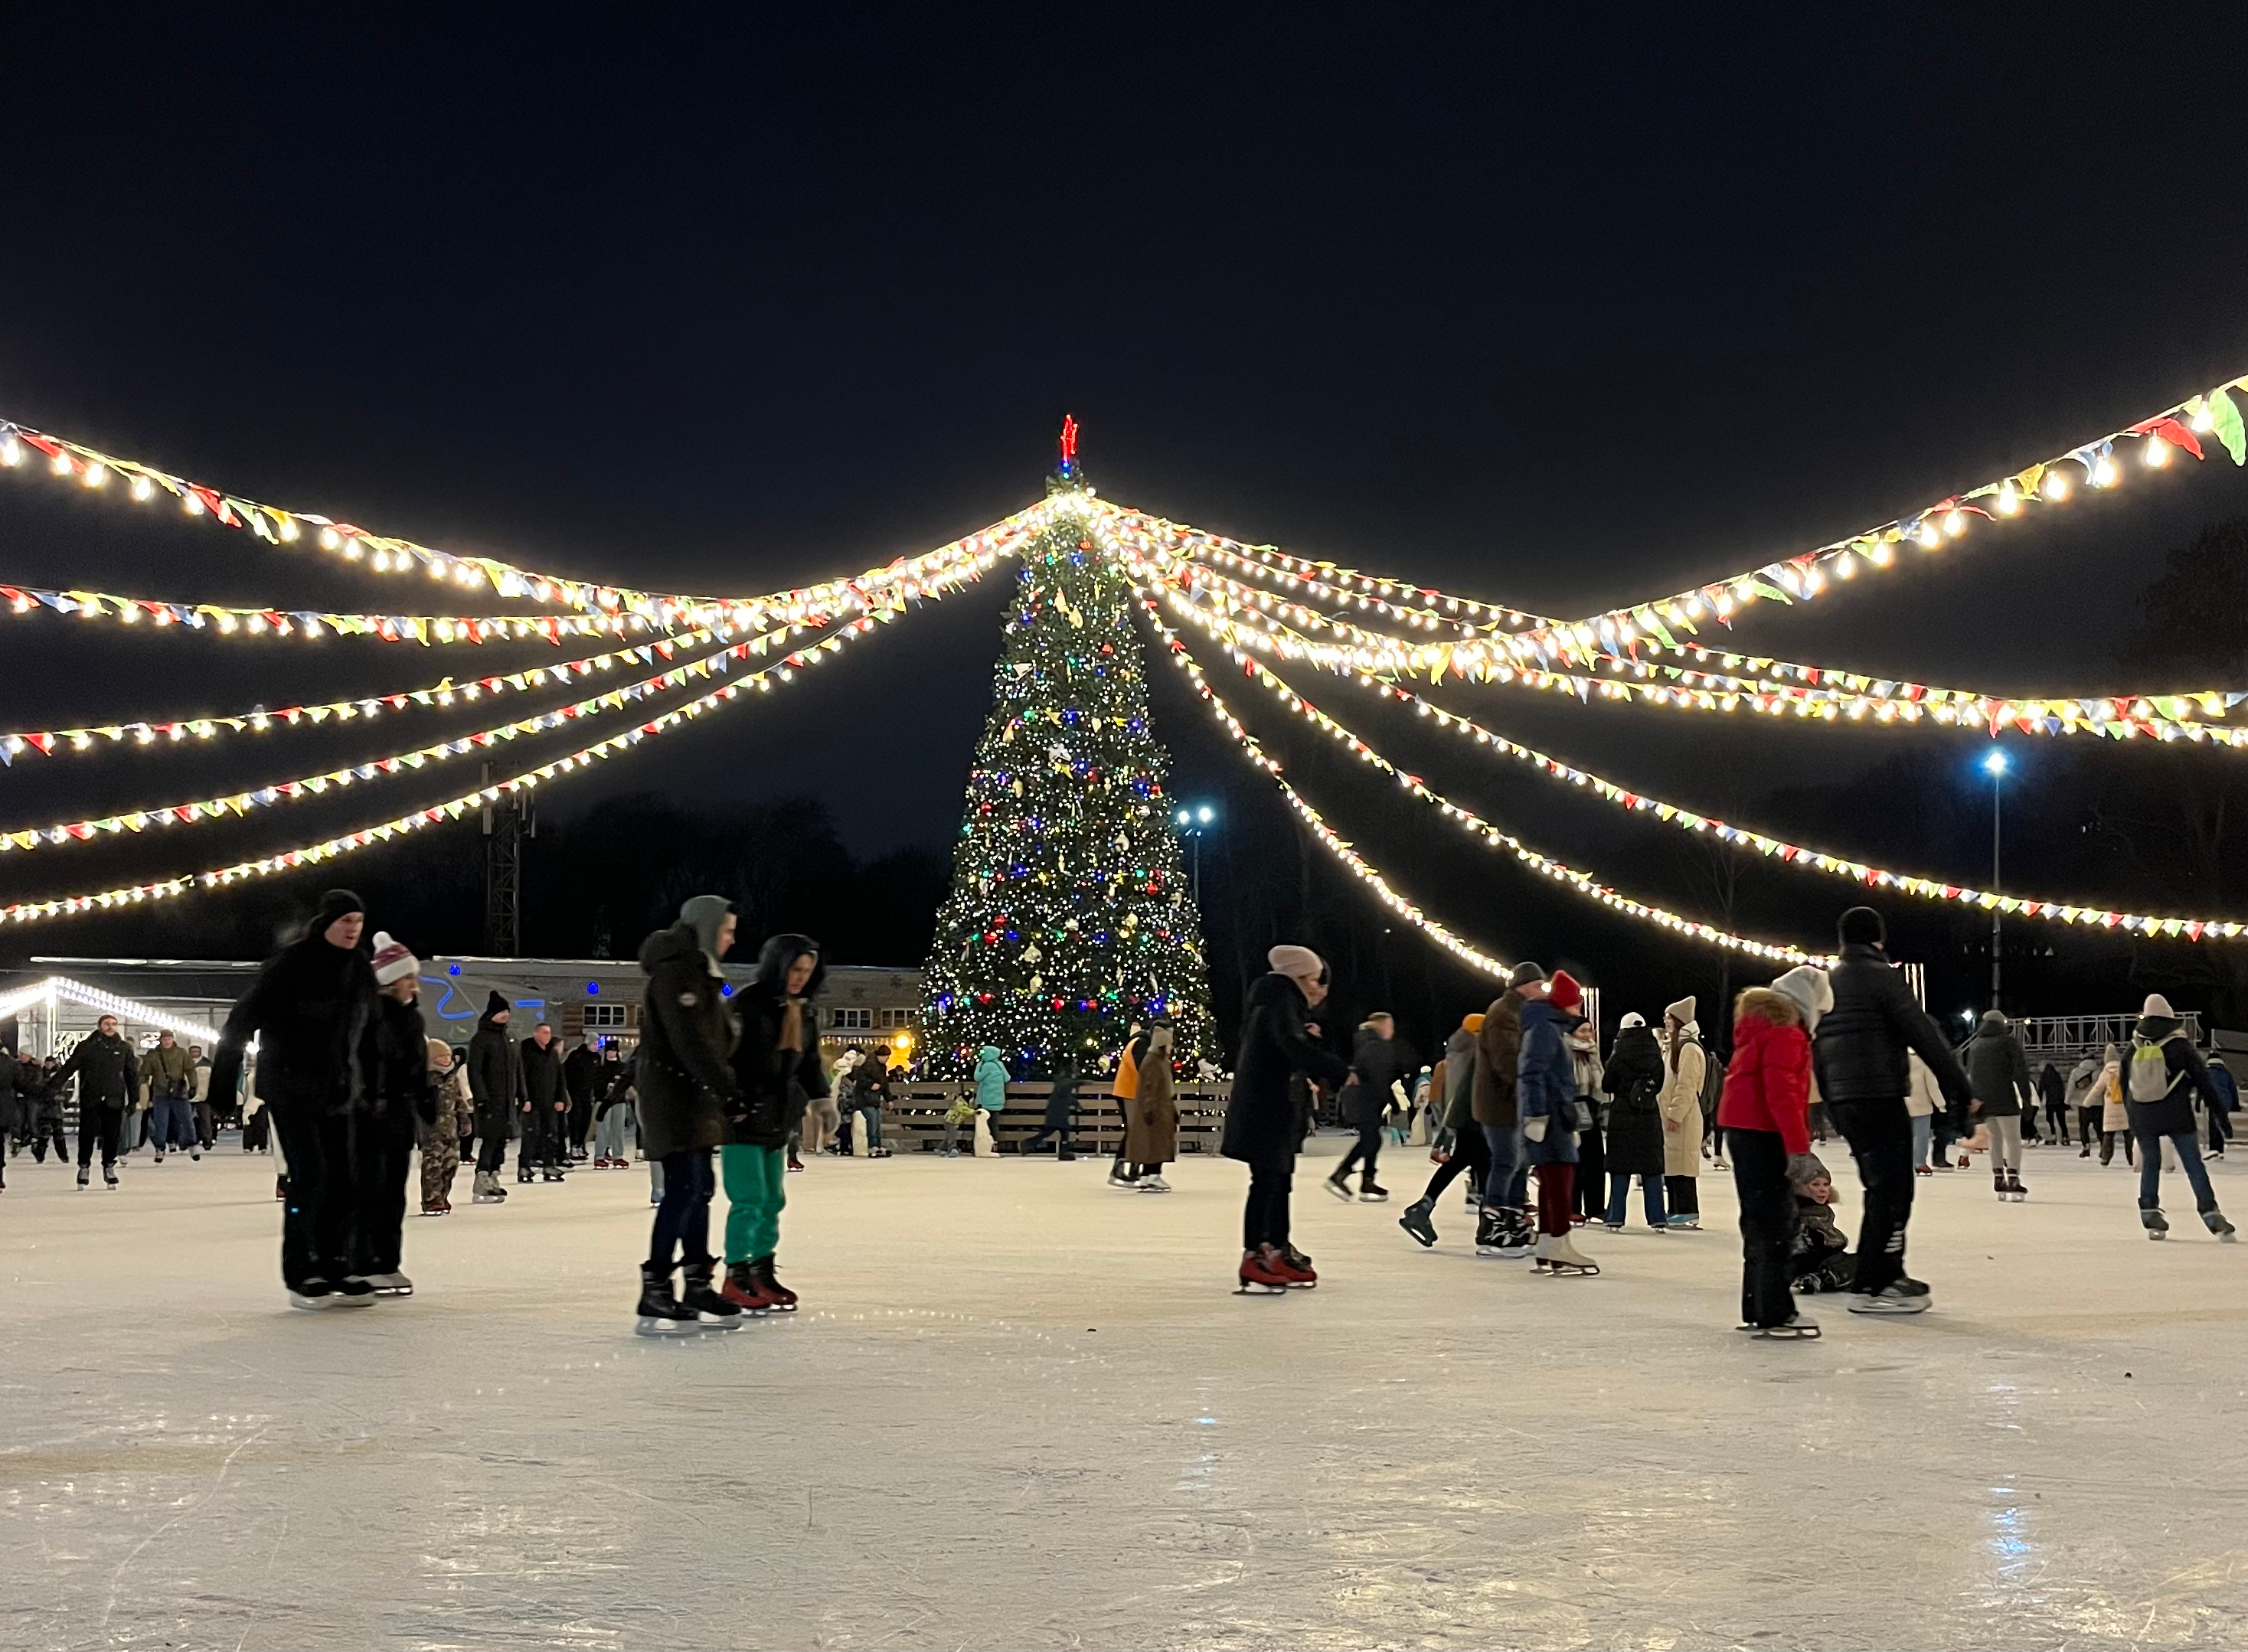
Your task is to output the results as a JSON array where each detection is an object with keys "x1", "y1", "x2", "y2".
[{"x1": 874, "y1": 1081, "x2": 1230, "y2": 1155}]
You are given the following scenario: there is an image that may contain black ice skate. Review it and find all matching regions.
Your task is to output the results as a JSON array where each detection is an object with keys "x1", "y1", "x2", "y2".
[
  {"x1": 679, "y1": 1263, "x2": 745, "y2": 1327},
  {"x1": 2203, "y1": 1208, "x2": 2237, "y2": 1242},
  {"x1": 635, "y1": 1265, "x2": 703, "y2": 1335},
  {"x1": 1357, "y1": 1178, "x2": 1390, "y2": 1203},
  {"x1": 1398, "y1": 1199, "x2": 1437, "y2": 1248},
  {"x1": 1848, "y1": 1276, "x2": 1933, "y2": 1314},
  {"x1": 2142, "y1": 1206, "x2": 2171, "y2": 1241}
]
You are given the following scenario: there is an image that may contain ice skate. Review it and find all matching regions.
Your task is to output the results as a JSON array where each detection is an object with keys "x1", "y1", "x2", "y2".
[
  {"x1": 2008, "y1": 1174, "x2": 2027, "y2": 1203},
  {"x1": 1532, "y1": 1232, "x2": 1599, "y2": 1277},
  {"x1": 1849, "y1": 1277, "x2": 1933, "y2": 1314},
  {"x1": 1357, "y1": 1178, "x2": 1390, "y2": 1203},
  {"x1": 2204, "y1": 1208, "x2": 2238, "y2": 1242},
  {"x1": 720, "y1": 1262, "x2": 779, "y2": 1315},
  {"x1": 1322, "y1": 1171, "x2": 1354, "y2": 1202},
  {"x1": 332, "y1": 1278, "x2": 378, "y2": 1307},
  {"x1": 1273, "y1": 1244, "x2": 1318, "y2": 1287},
  {"x1": 1992, "y1": 1173, "x2": 2008, "y2": 1202},
  {"x1": 1473, "y1": 1207, "x2": 1507, "y2": 1256},
  {"x1": 1137, "y1": 1174, "x2": 1171, "y2": 1193},
  {"x1": 634, "y1": 1265, "x2": 702, "y2": 1336},
  {"x1": 1666, "y1": 1213, "x2": 1699, "y2": 1230},
  {"x1": 1753, "y1": 1317, "x2": 1821, "y2": 1340},
  {"x1": 2142, "y1": 1206, "x2": 2170, "y2": 1240},
  {"x1": 366, "y1": 1272, "x2": 413, "y2": 1297},
  {"x1": 103, "y1": 1166, "x2": 118, "y2": 1189},
  {"x1": 752, "y1": 1255, "x2": 798, "y2": 1311},
  {"x1": 288, "y1": 1280, "x2": 335, "y2": 1311},
  {"x1": 421, "y1": 1200, "x2": 447, "y2": 1217},
  {"x1": 1398, "y1": 1199, "x2": 1438, "y2": 1248},
  {"x1": 1234, "y1": 1247, "x2": 1289, "y2": 1295},
  {"x1": 76, "y1": 1166, "x2": 89, "y2": 1190},
  {"x1": 679, "y1": 1264, "x2": 744, "y2": 1327},
  {"x1": 472, "y1": 1172, "x2": 506, "y2": 1205}
]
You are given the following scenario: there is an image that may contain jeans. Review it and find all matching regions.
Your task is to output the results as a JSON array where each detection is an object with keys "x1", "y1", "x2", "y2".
[
  {"x1": 720, "y1": 1143, "x2": 786, "y2": 1264},
  {"x1": 1422, "y1": 1120, "x2": 1489, "y2": 1203},
  {"x1": 1243, "y1": 1157, "x2": 1292, "y2": 1250},
  {"x1": 594, "y1": 1102, "x2": 635, "y2": 1161},
  {"x1": 1831, "y1": 1096, "x2": 1916, "y2": 1295},
  {"x1": 1479, "y1": 1121, "x2": 1527, "y2": 1210},
  {"x1": 2212, "y1": 1108, "x2": 2234, "y2": 1155},
  {"x1": 649, "y1": 1149, "x2": 716, "y2": 1270},
  {"x1": 2138, "y1": 1129, "x2": 2218, "y2": 1213},
  {"x1": 1729, "y1": 1127, "x2": 1797, "y2": 1328},
  {"x1": 1335, "y1": 1119, "x2": 1383, "y2": 1184},
  {"x1": 77, "y1": 1105, "x2": 122, "y2": 1170},
  {"x1": 858, "y1": 1105, "x2": 885, "y2": 1151},
  {"x1": 1605, "y1": 1169, "x2": 1668, "y2": 1228},
  {"x1": 1910, "y1": 1112, "x2": 1933, "y2": 1170},
  {"x1": 270, "y1": 1103, "x2": 355, "y2": 1291},
  {"x1": 149, "y1": 1095, "x2": 196, "y2": 1153}
]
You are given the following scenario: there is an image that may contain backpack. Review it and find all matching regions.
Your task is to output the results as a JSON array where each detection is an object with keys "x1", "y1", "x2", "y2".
[
  {"x1": 2127, "y1": 1037, "x2": 2178, "y2": 1104},
  {"x1": 1698, "y1": 1046, "x2": 1727, "y2": 1121}
]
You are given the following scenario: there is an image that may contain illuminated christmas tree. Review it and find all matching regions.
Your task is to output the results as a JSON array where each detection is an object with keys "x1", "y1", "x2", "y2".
[{"x1": 920, "y1": 423, "x2": 1211, "y2": 1074}]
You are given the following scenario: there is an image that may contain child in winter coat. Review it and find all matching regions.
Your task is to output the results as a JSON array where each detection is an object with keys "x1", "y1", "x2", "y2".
[
  {"x1": 1717, "y1": 965, "x2": 1828, "y2": 1337},
  {"x1": 1789, "y1": 1154, "x2": 1854, "y2": 1292}
]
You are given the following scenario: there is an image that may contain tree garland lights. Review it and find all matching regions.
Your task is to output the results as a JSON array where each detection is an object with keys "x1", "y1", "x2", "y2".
[
  {"x1": 0, "y1": 620, "x2": 834, "y2": 852},
  {"x1": 0, "y1": 414, "x2": 1056, "y2": 624},
  {"x1": 1127, "y1": 576, "x2": 1832, "y2": 970},
  {"x1": 0, "y1": 587, "x2": 946, "y2": 927}
]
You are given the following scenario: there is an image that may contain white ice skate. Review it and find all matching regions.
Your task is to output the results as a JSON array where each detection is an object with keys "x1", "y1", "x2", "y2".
[{"x1": 1531, "y1": 1232, "x2": 1599, "y2": 1277}]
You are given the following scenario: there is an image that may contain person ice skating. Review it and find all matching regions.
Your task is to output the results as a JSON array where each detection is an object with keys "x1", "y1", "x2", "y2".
[
  {"x1": 1398, "y1": 1013, "x2": 1488, "y2": 1248},
  {"x1": 1022, "y1": 1053, "x2": 1080, "y2": 1158},
  {"x1": 357, "y1": 932, "x2": 433, "y2": 1296},
  {"x1": 1520, "y1": 971, "x2": 1598, "y2": 1277},
  {"x1": 1907, "y1": 1050, "x2": 1946, "y2": 1176},
  {"x1": 138, "y1": 1030, "x2": 198, "y2": 1164},
  {"x1": 516, "y1": 1021, "x2": 568, "y2": 1184},
  {"x1": 1812, "y1": 905, "x2": 1972, "y2": 1315},
  {"x1": 2205, "y1": 1054, "x2": 2237, "y2": 1159},
  {"x1": 635, "y1": 895, "x2": 749, "y2": 1334},
  {"x1": 1225, "y1": 945, "x2": 1351, "y2": 1292},
  {"x1": 2036, "y1": 1060, "x2": 2069, "y2": 1149},
  {"x1": 466, "y1": 996, "x2": 516, "y2": 1205},
  {"x1": 56, "y1": 1013, "x2": 136, "y2": 1189},
  {"x1": 1788, "y1": 1154, "x2": 1854, "y2": 1293},
  {"x1": 1568, "y1": 1017, "x2": 1606, "y2": 1225},
  {"x1": 1657, "y1": 998, "x2": 1706, "y2": 1229},
  {"x1": 564, "y1": 1037, "x2": 600, "y2": 1163},
  {"x1": 1720, "y1": 966, "x2": 1828, "y2": 1337},
  {"x1": 207, "y1": 889, "x2": 381, "y2": 1309},
  {"x1": 2122, "y1": 994, "x2": 2237, "y2": 1242},
  {"x1": 1124, "y1": 1022, "x2": 1179, "y2": 1192},
  {"x1": 1474, "y1": 963, "x2": 1547, "y2": 1259},
  {"x1": 593, "y1": 1053, "x2": 637, "y2": 1168},
  {"x1": 1963, "y1": 1010, "x2": 2034, "y2": 1201},
  {"x1": 719, "y1": 932, "x2": 827, "y2": 1315},
  {"x1": 420, "y1": 1033, "x2": 467, "y2": 1214},
  {"x1": 855, "y1": 1053, "x2": 893, "y2": 1158},
  {"x1": 1329, "y1": 1011, "x2": 1413, "y2": 1203},
  {"x1": 1599, "y1": 1012, "x2": 1669, "y2": 1231},
  {"x1": 18, "y1": 1051, "x2": 64, "y2": 1163},
  {"x1": 2093, "y1": 1046, "x2": 2132, "y2": 1165},
  {"x1": 2065, "y1": 1051, "x2": 2102, "y2": 1155}
]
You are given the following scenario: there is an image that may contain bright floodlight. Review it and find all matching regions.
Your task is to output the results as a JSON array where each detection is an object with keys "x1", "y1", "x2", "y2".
[
  {"x1": 1982, "y1": 749, "x2": 2009, "y2": 777},
  {"x1": 1198, "y1": 805, "x2": 1215, "y2": 824},
  {"x1": 1175, "y1": 808, "x2": 1190, "y2": 824}
]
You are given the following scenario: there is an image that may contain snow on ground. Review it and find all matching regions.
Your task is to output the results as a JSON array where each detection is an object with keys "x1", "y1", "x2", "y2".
[{"x1": 5, "y1": 1133, "x2": 2248, "y2": 1650}]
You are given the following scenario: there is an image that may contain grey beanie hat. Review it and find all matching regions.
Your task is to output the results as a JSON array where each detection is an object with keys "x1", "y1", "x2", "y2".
[{"x1": 1507, "y1": 961, "x2": 1547, "y2": 989}]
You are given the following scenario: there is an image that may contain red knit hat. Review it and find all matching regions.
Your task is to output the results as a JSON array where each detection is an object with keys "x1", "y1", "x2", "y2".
[{"x1": 1546, "y1": 970, "x2": 1583, "y2": 1013}]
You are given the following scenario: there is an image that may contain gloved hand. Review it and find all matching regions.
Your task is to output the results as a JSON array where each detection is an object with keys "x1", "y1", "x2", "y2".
[{"x1": 1524, "y1": 1115, "x2": 1548, "y2": 1143}]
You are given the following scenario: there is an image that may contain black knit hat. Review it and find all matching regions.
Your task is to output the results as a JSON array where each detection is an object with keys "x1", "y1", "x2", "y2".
[
  {"x1": 485, "y1": 989, "x2": 510, "y2": 1018},
  {"x1": 312, "y1": 888, "x2": 366, "y2": 932},
  {"x1": 1838, "y1": 906, "x2": 1885, "y2": 946}
]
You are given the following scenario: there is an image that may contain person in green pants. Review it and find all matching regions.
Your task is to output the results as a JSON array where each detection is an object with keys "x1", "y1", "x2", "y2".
[{"x1": 721, "y1": 932, "x2": 828, "y2": 1314}]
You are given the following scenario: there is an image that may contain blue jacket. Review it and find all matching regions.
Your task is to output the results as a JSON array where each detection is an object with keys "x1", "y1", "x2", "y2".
[
  {"x1": 974, "y1": 1047, "x2": 1009, "y2": 1112},
  {"x1": 1516, "y1": 998, "x2": 1581, "y2": 1165}
]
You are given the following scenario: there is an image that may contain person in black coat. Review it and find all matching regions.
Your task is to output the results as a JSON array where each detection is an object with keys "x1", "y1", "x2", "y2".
[
  {"x1": 15, "y1": 1050, "x2": 64, "y2": 1162},
  {"x1": 54, "y1": 1013, "x2": 138, "y2": 1186},
  {"x1": 1327, "y1": 1013, "x2": 1416, "y2": 1203},
  {"x1": 515, "y1": 1023, "x2": 569, "y2": 1184},
  {"x1": 1023, "y1": 1053, "x2": 1080, "y2": 1158},
  {"x1": 358, "y1": 932, "x2": 435, "y2": 1294},
  {"x1": 1809, "y1": 906, "x2": 1971, "y2": 1312},
  {"x1": 2123, "y1": 993, "x2": 2234, "y2": 1238},
  {"x1": 563, "y1": 1040, "x2": 600, "y2": 1162},
  {"x1": 465, "y1": 995, "x2": 518, "y2": 1203},
  {"x1": 1224, "y1": 945, "x2": 1351, "y2": 1291},
  {"x1": 720, "y1": 932, "x2": 828, "y2": 1312},
  {"x1": 207, "y1": 888, "x2": 381, "y2": 1307},
  {"x1": 1599, "y1": 1013, "x2": 1670, "y2": 1229}
]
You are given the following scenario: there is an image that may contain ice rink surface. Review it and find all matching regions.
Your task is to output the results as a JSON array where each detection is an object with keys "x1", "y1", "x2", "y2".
[{"x1": 5, "y1": 1135, "x2": 2248, "y2": 1651}]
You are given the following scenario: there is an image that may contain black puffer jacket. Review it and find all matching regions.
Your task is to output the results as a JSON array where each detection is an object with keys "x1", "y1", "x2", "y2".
[
  {"x1": 518, "y1": 1034, "x2": 566, "y2": 1111},
  {"x1": 1812, "y1": 941, "x2": 1969, "y2": 1111},
  {"x1": 1223, "y1": 972, "x2": 1349, "y2": 1166},
  {"x1": 361, "y1": 992, "x2": 435, "y2": 1126},
  {"x1": 466, "y1": 998, "x2": 518, "y2": 1121},
  {"x1": 1601, "y1": 1023, "x2": 1668, "y2": 1177},
  {"x1": 1340, "y1": 1025, "x2": 1416, "y2": 1127},
  {"x1": 1963, "y1": 1013, "x2": 2032, "y2": 1118},
  {"x1": 636, "y1": 920, "x2": 739, "y2": 1157},
  {"x1": 207, "y1": 934, "x2": 377, "y2": 1115},
  {"x1": 726, "y1": 933, "x2": 829, "y2": 1150}
]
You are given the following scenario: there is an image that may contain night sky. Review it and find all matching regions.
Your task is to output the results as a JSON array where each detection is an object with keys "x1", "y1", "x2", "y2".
[{"x1": 7, "y1": 9, "x2": 2248, "y2": 1040}]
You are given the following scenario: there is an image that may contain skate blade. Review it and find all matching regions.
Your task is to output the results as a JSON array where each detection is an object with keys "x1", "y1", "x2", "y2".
[
  {"x1": 1535, "y1": 1262, "x2": 1600, "y2": 1277},
  {"x1": 1847, "y1": 1297, "x2": 1931, "y2": 1314},
  {"x1": 1233, "y1": 1281, "x2": 1288, "y2": 1295},
  {"x1": 634, "y1": 1318, "x2": 706, "y2": 1337},
  {"x1": 1753, "y1": 1324, "x2": 1821, "y2": 1340},
  {"x1": 1321, "y1": 1180, "x2": 1354, "y2": 1202},
  {"x1": 1398, "y1": 1226, "x2": 1436, "y2": 1249}
]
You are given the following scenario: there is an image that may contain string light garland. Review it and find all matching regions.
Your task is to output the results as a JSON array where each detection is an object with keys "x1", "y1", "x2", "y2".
[
  {"x1": 0, "y1": 413, "x2": 1057, "y2": 623},
  {"x1": 0, "y1": 625, "x2": 734, "y2": 765},
  {"x1": 0, "y1": 568, "x2": 977, "y2": 927},
  {"x1": 0, "y1": 619, "x2": 847, "y2": 854},
  {"x1": 1123, "y1": 569, "x2": 1833, "y2": 970}
]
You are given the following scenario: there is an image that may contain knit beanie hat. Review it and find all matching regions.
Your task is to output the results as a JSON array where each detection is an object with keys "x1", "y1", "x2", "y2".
[
  {"x1": 484, "y1": 989, "x2": 510, "y2": 1020},
  {"x1": 1772, "y1": 965, "x2": 1834, "y2": 1027},
  {"x1": 2142, "y1": 992, "x2": 2178, "y2": 1020},
  {"x1": 1462, "y1": 1012, "x2": 1486, "y2": 1034},
  {"x1": 1507, "y1": 961, "x2": 1547, "y2": 990},
  {"x1": 1789, "y1": 1151, "x2": 1831, "y2": 1189},
  {"x1": 1268, "y1": 944, "x2": 1324, "y2": 980},
  {"x1": 1664, "y1": 995, "x2": 1696, "y2": 1026},
  {"x1": 678, "y1": 894, "x2": 734, "y2": 963},
  {"x1": 369, "y1": 931, "x2": 418, "y2": 987},
  {"x1": 1546, "y1": 970, "x2": 1583, "y2": 1013},
  {"x1": 1838, "y1": 906, "x2": 1885, "y2": 946},
  {"x1": 312, "y1": 887, "x2": 365, "y2": 933}
]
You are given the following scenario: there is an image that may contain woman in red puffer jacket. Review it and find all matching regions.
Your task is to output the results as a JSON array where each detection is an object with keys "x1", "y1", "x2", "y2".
[{"x1": 1720, "y1": 965, "x2": 1830, "y2": 1337}]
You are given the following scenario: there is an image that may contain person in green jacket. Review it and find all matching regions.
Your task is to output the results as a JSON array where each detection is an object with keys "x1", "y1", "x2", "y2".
[
  {"x1": 720, "y1": 934, "x2": 827, "y2": 1313},
  {"x1": 139, "y1": 1031, "x2": 200, "y2": 1163}
]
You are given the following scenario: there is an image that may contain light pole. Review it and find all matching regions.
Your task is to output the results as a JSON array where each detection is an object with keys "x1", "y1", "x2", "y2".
[
  {"x1": 1983, "y1": 746, "x2": 2008, "y2": 1010},
  {"x1": 1175, "y1": 804, "x2": 1216, "y2": 904}
]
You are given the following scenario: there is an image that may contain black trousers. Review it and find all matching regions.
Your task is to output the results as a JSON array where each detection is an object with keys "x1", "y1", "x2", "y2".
[
  {"x1": 1664, "y1": 1174, "x2": 1700, "y2": 1216},
  {"x1": 1422, "y1": 1117, "x2": 1490, "y2": 1203},
  {"x1": 355, "y1": 1107, "x2": 417, "y2": 1276},
  {"x1": 517, "y1": 1106, "x2": 558, "y2": 1174},
  {"x1": 77, "y1": 1105, "x2": 122, "y2": 1170},
  {"x1": 1830, "y1": 1097, "x2": 1915, "y2": 1295},
  {"x1": 1575, "y1": 1120, "x2": 1606, "y2": 1222},
  {"x1": 1334, "y1": 1119, "x2": 1383, "y2": 1183},
  {"x1": 1728, "y1": 1128, "x2": 1796, "y2": 1327},
  {"x1": 270, "y1": 1103, "x2": 356, "y2": 1291},
  {"x1": 2076, "y1": 1106, "x2": 2098, "y2": 1147},
  {"x1": 28, "y1": 1113, "x2": 67, "y2": 1160},
  {"x1": 1243, "y1": 1157, "x2": 1292, "y2": 1250},
  {"x1": 473, "y1": 1101, "x2": 510, "y2": 1174}
]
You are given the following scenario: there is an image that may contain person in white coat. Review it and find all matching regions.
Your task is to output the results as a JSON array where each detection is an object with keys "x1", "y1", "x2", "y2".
[
  {"x1": 1658, "y1": 997, "x2": 1706, "y2": 1229},
  {"x1": 1907, "y1": 1050, "x2": 1946, "y2": 1175}
]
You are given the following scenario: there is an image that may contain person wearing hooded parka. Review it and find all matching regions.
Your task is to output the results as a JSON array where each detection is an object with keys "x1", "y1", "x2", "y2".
[
  {"x1": 719, "y1": 932, "x2": 829, "y2": 1314},
  {"x1": 1600, "y1": 1013, "x2": 1669, "y2": 1230},
  {"x1": 2122, "y1": 992, "x2": 2237, "y2": 1241}
]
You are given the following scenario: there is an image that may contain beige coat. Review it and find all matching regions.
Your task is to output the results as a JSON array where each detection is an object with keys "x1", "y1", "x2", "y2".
[
  {"x1": 2096, "y1": 1065, "x2": 2127, "y2": 1132},
  {"x1": 1658, "y1": 1037, "x2": 1706, "y2": 1177},
  {"x1": 1124, "y1": 1055, "x2": 1178, "y2": 1167}
]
